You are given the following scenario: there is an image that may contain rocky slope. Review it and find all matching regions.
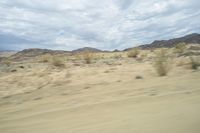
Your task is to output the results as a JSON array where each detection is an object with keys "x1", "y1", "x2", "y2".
[{"x1": 139, "y1": 33, "x2": 200, "y2": 49}]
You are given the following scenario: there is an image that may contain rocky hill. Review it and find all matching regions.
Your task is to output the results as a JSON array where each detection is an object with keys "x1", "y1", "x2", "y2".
[
  {"x1": 10, "y1": 48, "x2": 70, "y2": 61},
  {"x1": 5, "y1": 33, "x2": 200, "y2": 60},
  {"x1": 72, "y1": 47, "x2": 102, "y2": 53},
  {"x1": 138, "y1": 33, "x2": 200, "y2": 49},
  {"x1": 8, "y1": 47, "x2": 103, "y2": 61}
]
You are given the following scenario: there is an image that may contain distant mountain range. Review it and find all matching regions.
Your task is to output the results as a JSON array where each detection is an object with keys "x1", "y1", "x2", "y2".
[
  {"x1": 74, "y1": 32, "x2": 200, "y2": 52},
  {"x1": 72, "y1": 47, "x2": 102, "y2": 53},
  {"x1": 138, "y1": 33, "x2": 200, "y2": 49},
  {"x1": 9, "y1": 48, "x2": 70, "y2": 60},
  {"x1": 2, "y1": 33, "x2": 200, "y2": 58},
  {"x1": 13, "y1": 48, "x2": 69, "y2": 56}
]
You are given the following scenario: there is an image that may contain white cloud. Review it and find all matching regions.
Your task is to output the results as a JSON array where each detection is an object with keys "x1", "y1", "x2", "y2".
[{"x1": 0, "y1": 0, "x2": 199, "y2": 50}]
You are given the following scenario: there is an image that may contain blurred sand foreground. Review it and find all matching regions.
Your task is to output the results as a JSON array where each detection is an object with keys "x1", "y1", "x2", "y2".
[{"x1": 0, "y1": 49, "x2": 200, "y2": 133}]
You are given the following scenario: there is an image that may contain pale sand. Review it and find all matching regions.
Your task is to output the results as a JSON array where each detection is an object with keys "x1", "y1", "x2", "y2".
[{"x1": 0, "y1": 56, "x2": 200, "y2": 133}]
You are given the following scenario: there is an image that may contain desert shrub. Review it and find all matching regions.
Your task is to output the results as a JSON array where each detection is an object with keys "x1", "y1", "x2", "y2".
[
  {"x1": 189, "y1": 57, "x2": 200, "y2": 70},
  {"x1": 188, "y1": 45, "x2": 200, "y2": 51},
  {"x1": 174, "y1": 43, "x2": 186, "y2": 53},
  {"x1": 82, "y1": 51, "x2": 94, "y2": 64},
  {"x1": 135, "y1": 75, "x2": 143, "y2": 79},
  {"x1": 127, "y1": 48, "x2": 140, "y2": 58},
  {"x1": 2, "y1": 59, "x2": 12, "y2": 67},
  {"x1": 39, "y1": 54, "x2": 52, "y2": 63},
  {"x1": 51, "y1": 56, "x2": 65, "y2": 67},
  {"x1": 140, "y1": 52, "x2": 148, "y2": 58},
  {"x1": 74, "y1": 53, "x2": 82, "y2": 60},
  {"x1": 93, "y1": 53, "x2": 101, "y2": 60},
  {"x1": 153, "y1": 49, "x2": 171, "y2": 76},
  {"x1": 176, "y1": 58, "x2": 188, "y2": 67},
  {"x1": 39, "y1": 54, "x2": 65, "y2": 68},
  {"x1": 113, "y1": 53, "x2": 122, "y2": 59},
  {"x1": 138, "y1": 52, "x2": 148, "y2": 61}
]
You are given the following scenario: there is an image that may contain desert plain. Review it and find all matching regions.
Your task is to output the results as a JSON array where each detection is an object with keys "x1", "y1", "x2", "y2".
[{"x1": 0, "y1": 45, "x2": 200, "y2": 133}]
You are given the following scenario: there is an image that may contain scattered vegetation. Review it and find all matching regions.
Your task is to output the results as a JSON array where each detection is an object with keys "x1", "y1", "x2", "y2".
[
  {"x1": 176, "y1": 58, "x2": 188, "y2": 67},
  {"x1": 174, "y1": 42, "x2": 187, "y2": 54},
  {"x1": 2, "y1": 59, "x2": 12, "y2": 67},
  {"x1": 38, "y1": 54, "x2": 65, "y2": 68},
  {"x1": 188, "y1": 45, "x2": 200, "y2": 51},
  {"x1": 51, "y1": 56, "x2": 65, "y2": 67},
  {"x1": 104, "y1": 70, "x2": 110, "y2": 73},
  {"x1": 140, "y1": 52, "x2": 148, "y2": 58},
  {"x1": 82, "y1": 51, "x2": 94, "y2": 64},
  {"x1": 153, "y1": 49, "x2": 171, "y2": 76},
  {"x1": 10, "y1": 69, "x2": 17, "y2": 72},
  {"x1": 93, "y1": 53, "x2": 102, "y2": 60},
  {"x1": 113, "y1": 53, "x2": 122, "y2": 59},
  {"x1": 138, "y1": 52, "x2": 148, "y2": 61},
  {"x1": 39, "y1": 54, "x2": 52, "y2": 63},
  {"x1": 74, "y1": 53, "x2": 82, "y2": 60},
  {"x1": 135, "y1": 75, "x2": 143, "y2": 79},
  {"x1": 189, "y1": 57, "x2": 200, "y2": 70},
  {"x1": 127, "y1": 48, "x2": 140, "y2": 58}
]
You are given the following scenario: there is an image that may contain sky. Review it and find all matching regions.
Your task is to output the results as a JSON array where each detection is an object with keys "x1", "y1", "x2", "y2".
[{"x1": 0, "y1": 0, "x2": 200, "y2": 51}]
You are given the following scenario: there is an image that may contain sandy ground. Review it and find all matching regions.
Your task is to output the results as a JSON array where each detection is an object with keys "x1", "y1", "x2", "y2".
[
  {"x1": 0, "y1": 51, "x2": 17, "y2": 57},
  {"x1": 0, "y1": 53, "x2": 200, "y2": 133}
]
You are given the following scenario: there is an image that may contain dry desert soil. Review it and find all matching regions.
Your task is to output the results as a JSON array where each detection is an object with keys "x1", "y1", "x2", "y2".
[{"x1": 0, "y1": 47, "x2": 200, "y2": 133}]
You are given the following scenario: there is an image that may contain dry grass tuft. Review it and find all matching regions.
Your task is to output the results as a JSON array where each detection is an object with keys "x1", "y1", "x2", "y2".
[
  {"x1": 74, "y1": 53, "x2": 82, "y2": 60},
  {"x1": 127, "y1": 48, "x2": 140, "y2": 58},
  {"x1": 174, "y1": 43, "x2": 187, "y2": 54},
  {"x1": 2, "y1": 59, "x2": 12, "y2": 67},
  {"x1": 38, "y1": 54, "x2": 65, "y2": 68},
  {"x1": 176, "y1": 58, "x2": 189, "y2": 67},
  {"x1": 39, "y1": 54, "x2": 52, "y2": 63},
  {"x1": 113, "y1": 53, "x2": 122, "y2": 59},
  {"x1": 82, "y1": 51, "x2": 94, "y2": 64},
  {"x1": 189, "y1": 57, "x2": 200, "y2": 70},
  {"x1": 153, "y1": 49, "x2": 171, "y2": 76},
  {"x1": 138, "y1": 52, "x2": 148, "y2": 61},
  {"x1": 51, "y1": 56, "x2": 65, "y2": 67}
]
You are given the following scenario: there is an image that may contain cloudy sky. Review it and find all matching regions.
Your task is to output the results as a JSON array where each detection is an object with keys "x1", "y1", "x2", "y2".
[{"x1": 0, "y1": 0, "x2": 200, "y2": 50}]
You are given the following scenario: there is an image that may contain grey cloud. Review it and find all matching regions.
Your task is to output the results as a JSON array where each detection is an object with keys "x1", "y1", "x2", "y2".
[
  {"x1": 114, "y1": 0, "x2": 135, "y2": 10},
  {"x1": 0, "y1": 0, "x2": 199, "y2": 50}
]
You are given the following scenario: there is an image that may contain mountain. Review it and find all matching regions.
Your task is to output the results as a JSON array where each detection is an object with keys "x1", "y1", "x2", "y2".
[
  {"x1": 9, "y1": 47, "x2": 102, "y2": 61},
  {"x1": 5, "y1": 33, "x2": 200, "y2": 60},
  {"x1": 13, "y1": 48, "x2": 69, "y2": 56},
  {"x1": 72, "y1": 47, "x2": 102, "y2": 53},
  {"x1": 138, "y1": 33, "x2": 200, "y2": 49},
  {"x1": 10, "y1": 48, "x2": 70, "y2": 61}
]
